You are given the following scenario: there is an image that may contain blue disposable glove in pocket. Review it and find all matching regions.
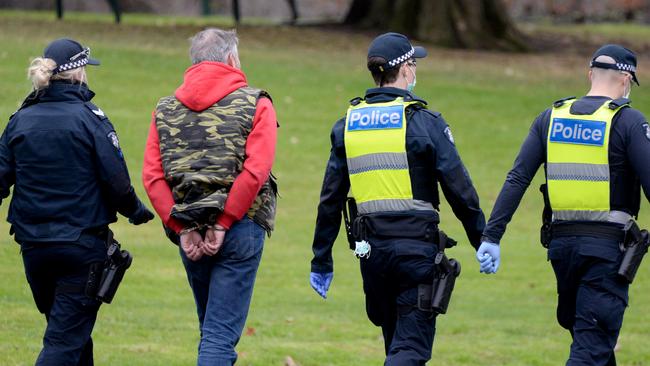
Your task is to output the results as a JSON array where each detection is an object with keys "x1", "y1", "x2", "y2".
[
  {"x1": 476, "y1": 241, "x2": 500, "y2": 274},
  {"x1": 310, "y1": 272, "x2": 333, "y2": 299}
]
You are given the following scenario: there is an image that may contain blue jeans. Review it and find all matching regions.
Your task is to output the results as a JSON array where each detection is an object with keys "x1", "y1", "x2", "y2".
[
  {"x1": 180, "y1": 217, "x2": 265, "y2": 366},
  {"x1": 21, "y1": 233, "x2": 107, "y2": 366},
  {"x1": 548, "y1": 236, "x2": 629, "y2": 366}
]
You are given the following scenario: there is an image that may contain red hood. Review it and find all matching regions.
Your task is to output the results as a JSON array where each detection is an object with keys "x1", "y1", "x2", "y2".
[{"x1": 175, "y1": 61, "x2": 248, "y2": 112}]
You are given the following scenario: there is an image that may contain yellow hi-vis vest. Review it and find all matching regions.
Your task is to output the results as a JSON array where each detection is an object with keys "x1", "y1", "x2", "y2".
[
  {"x1": 546, "y1": 98, "x2": 628, "y2": 221},
  {"x1": 344, "y1": 97, "x2": 433, "y2": 214}
]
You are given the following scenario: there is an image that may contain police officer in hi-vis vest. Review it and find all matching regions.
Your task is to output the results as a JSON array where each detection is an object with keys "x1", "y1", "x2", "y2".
[
  {"x1": 309, "y1": 32, "x2": 486, "y2": 365},
  {"x1": 479, "y1": 44, "x2": 650, "y2": 365}
]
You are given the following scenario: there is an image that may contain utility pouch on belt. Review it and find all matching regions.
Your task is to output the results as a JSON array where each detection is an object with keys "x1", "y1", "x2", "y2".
[
  {"x1": 618, "y1": 221, "x2": 650, "y2": 283},
  {"x1": 539, "y1": 184, "x2": 552, "y2": 248},
  {"x1": 85, "y1": 231, "x2": 133, "y2": 304},
  {"x1": 343, "y1": 197, "x2": 358, "y2": 249},
  {"x1": 418, "y1": 231, "x2": 461, "y2": 315}
]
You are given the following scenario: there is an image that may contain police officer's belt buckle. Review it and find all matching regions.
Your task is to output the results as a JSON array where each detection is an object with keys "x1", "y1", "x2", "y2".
[{"x1": 354, "y1": 240, "x2": 371, "y2": 259}]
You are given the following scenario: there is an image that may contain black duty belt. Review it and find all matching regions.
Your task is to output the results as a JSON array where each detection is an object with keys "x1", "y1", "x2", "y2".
[
  {"x1": 551, "y1": 222, "x2": 625, "y2": 242},
  {"x1": 83, "y1": 226, "x2": 108, "y2": 236}
]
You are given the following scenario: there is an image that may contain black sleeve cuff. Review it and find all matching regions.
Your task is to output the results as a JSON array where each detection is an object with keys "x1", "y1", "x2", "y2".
[{"x1": 310, "y1": 260, "x2": 333, "y2": 274}]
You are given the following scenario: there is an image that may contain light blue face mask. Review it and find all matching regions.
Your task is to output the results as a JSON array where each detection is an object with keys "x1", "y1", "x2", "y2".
[
  {"x1": 354, "y1": 240, "x2": 371, "y2": 259},
  {"x1": 406, "y1": 64, "x2": 416, "y2": 92}
]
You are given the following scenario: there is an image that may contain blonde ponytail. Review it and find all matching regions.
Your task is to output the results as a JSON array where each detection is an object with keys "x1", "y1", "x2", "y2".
[
  {"x1": 54, "y1": 67, "x2": 87, "y2": 86},
  {"x1": 27, "y1": 57, "x2": 88, "y2": 91},
  {"x1": 27, "y1": 57, "x2": 57, "y2": 90}
]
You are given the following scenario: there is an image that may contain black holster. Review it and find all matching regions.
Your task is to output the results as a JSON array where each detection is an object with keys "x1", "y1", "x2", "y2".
[
  {"x1": 618, "y1": 221, "x2": 650, "y2": 284},
  {"x1": 417, "y1": 231, "x2": 461, "y2": 315},
  {"x1": 540, "y1": 184, "x2": 552, "y2": 248},
  {"x1": 430, "y1": 253, "x2": 461, "y2": 314},
  {"x1": 85, "y1": 231, "x2": 132, "y2": 304}
]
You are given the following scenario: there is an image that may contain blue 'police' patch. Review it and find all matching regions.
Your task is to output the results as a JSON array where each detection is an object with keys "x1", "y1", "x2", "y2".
[
  {"x1": 643, "y1": 123, "x2": 650, "y2": 141},
  {"x1": 347, "y1": 105, "x2": 403, "y2": 131},
  {"x1": 549, "y1": 118, "x2": 606, "y2": 146}
]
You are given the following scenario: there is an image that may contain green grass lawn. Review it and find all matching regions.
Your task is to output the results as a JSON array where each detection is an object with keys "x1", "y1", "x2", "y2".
[{"x1": 1, "y1": 10, "x2": 649, "y2": 365}]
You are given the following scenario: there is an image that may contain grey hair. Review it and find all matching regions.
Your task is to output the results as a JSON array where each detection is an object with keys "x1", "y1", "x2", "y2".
[{"x1": 189, "y1": 28, "x2": 239, "y2": 65}]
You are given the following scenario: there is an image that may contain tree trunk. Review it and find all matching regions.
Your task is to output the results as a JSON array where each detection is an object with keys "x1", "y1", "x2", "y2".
[{"x1": 345, "y1": 0, "x2": 528, "y2": 51}]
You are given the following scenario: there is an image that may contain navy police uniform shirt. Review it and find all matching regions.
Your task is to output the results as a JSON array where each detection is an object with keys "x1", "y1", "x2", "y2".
[
  {"x1": 311, "y1": 87, "x2": 486, "y2": 273},
  {"x1": 483, "y1": 96, "x2": 650, "y2": 244},
  {"x1": 0, "y1": 80, "x2": 142, "y2": 242}
]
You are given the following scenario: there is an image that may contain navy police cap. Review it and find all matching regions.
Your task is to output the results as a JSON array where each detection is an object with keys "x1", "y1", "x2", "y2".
[
  {"x1": 367, "y1": 32, "x2": 427, "y2": 73},
  {"x1": 590, "y1": 44, "x2": 639, "y2": 85},
  {"x1": 44, "y1": 38, "x2": 100, "y2": 75}
]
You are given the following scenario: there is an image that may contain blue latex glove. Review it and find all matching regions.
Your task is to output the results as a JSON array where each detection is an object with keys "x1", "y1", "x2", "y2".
[
  {"x1": 479, "y1": 254, "x2": 494, "y2": 273},
  {"x1": 310, "y1": 272, "x2": 333, "y2": 299},
  {"x1": 476, "y1": 241, "x2": 500, "y2": 274}
]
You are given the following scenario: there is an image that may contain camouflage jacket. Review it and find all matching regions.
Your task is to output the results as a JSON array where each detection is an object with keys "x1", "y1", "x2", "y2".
[{"x1": 155, "y1": 87, "x2": 277, "y2": 234}]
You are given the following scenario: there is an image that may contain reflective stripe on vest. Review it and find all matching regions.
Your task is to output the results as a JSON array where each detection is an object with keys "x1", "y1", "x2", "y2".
[
  {"x1": 344, "y1": 97, "x2": 432, "y2": 214},
  {"x1": 546, "y1": 99, "x2": 627, "y2": 221}
]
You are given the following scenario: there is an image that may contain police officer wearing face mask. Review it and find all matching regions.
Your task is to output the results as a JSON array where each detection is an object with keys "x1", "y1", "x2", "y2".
[
  {"x1": 0, "y1": 38, "x2": 153, "y2": 365},
  {"x1": 478, "y1": 44, "x2": 650, "y2": 365},
  {"x1": 309, "y1": 32, "x2": 486, "y2": 365}
]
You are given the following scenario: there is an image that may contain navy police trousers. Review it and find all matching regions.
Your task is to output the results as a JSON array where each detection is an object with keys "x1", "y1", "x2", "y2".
[
  {"x1": 359, "y1": 236, "x2": 438, "y2": 366},
  {"x1": 548, "y1": 236, "x2": 629, "y2": 366},
  {"x1": 20, "y1": 233, "x2": 107, "y2": 366}
]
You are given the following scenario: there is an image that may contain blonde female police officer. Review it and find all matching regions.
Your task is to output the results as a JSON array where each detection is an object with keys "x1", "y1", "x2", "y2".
[
  {"x1": 309, "y1": 32, "x2": 486, "y2": 365},
  {"x1": 478, "y1": 45, "x2": 650, "y2": 365},
  {"x1": 0, "y1": 39, "x2": 153, "y2": 365}
]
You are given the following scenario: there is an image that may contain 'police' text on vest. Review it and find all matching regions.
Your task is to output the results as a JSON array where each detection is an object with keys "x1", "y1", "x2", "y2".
[
  {"x1": 550, "y1": 118, "x2": 606, "y2": 146},
  {"x1": 347, "y1": 105, "x2": 403, "y2": 131}
]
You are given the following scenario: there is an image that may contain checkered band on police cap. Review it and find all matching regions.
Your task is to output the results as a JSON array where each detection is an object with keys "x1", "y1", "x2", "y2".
[
  {"x1": 589, "y1": 60, "x2": 637, "y2": 73},
  {"x1": 616, "y1": 63, "x2": 636, "y2": 73},
  {"x1": 54, "y1": 58, "x2": 89, "y2": 74},
  {"x1": 387, "y1": 47, "x2": 415, "y2": 68}
]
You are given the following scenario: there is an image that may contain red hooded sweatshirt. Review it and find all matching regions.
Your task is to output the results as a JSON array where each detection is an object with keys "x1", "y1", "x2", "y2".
[{"x1": 143, "y1": 61, "x2": 277, "y2": 233}]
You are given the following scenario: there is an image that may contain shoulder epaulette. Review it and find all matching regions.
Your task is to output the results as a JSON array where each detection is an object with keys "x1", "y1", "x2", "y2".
[
  {"x1": 349, "y1": 97, "x2": 363, "y2": 106},
  {"x1": 553, "y1": 96, "x2": 576, "y2": 108},
  {"x1": 608, "y1": 97, "x2": 631, "y2": 110},
  {"x1": 403, "y1": 93, "x2": 428, "y2": 106},
  {"x1": 419, "y1": 109, "x2": 442, "y2": 119},
  {"x1": 84, "y1": 102, "x2": 108, "y2": 121}
]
